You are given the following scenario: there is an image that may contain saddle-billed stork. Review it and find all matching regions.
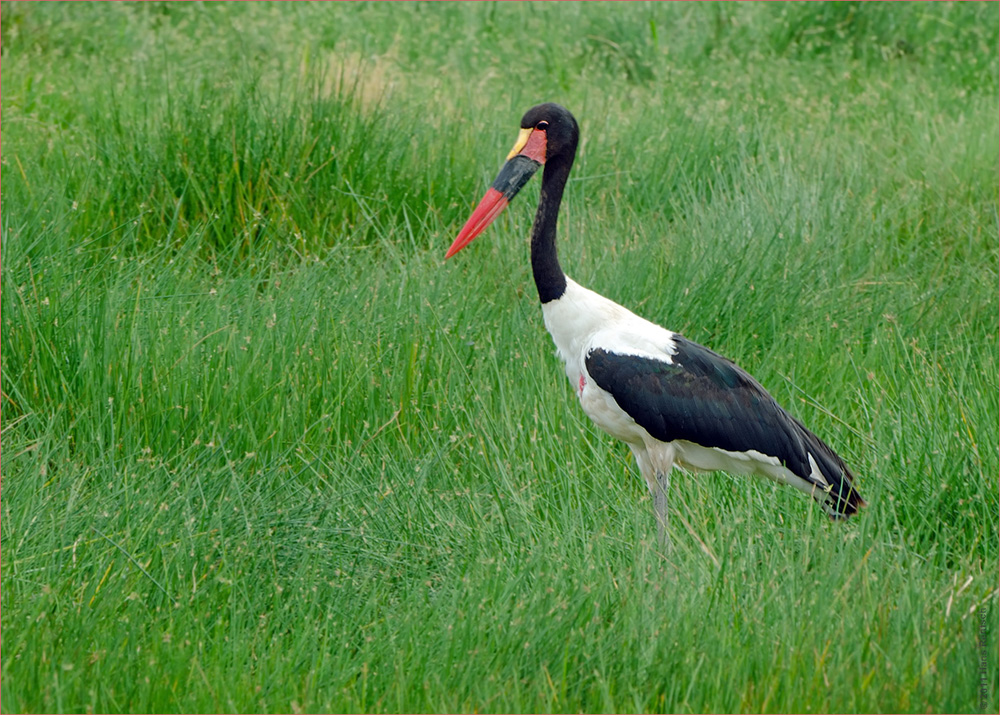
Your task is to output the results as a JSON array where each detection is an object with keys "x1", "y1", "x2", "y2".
[{"x1": 445, "y1": 103, "x2": 865, "y2": 546}]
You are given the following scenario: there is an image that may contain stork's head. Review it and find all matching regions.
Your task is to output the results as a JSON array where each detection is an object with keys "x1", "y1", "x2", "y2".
[{"x1": 445, "y1": 103, "x2": 579, "y2": 259}]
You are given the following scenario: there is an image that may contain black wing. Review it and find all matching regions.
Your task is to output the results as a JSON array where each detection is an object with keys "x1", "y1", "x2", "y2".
[{"x1": 585, "y1": 335, "x2": 864, "y2": 516}]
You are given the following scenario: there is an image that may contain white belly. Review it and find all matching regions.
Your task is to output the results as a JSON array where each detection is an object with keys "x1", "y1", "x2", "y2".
[{"x1": 578, "y1": 377, "x2": 650, "y2": 445}]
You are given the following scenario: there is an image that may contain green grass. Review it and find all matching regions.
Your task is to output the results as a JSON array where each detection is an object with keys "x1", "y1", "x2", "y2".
[{"x1": 3, "y1": 2, "x2": 998, "y2": 712}]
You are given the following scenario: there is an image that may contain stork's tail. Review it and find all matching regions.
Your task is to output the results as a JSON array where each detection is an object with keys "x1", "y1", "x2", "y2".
[
  {"x1": 806, "y1": 440, "x2": 866, "y2": 519},
  {"x1": 820, "y1": 472, "x2": 866, "y2": 519}
]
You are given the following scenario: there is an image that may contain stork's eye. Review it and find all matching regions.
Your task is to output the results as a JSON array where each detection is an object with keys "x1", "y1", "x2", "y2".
[{"x1": 535, "y1": 121, "x2": 549, "y2": 130}]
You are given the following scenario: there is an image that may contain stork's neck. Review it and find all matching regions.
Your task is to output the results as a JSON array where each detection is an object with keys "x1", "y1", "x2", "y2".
[{"x1": 531, "y1": 155, "x2": 572, "y2": 304}]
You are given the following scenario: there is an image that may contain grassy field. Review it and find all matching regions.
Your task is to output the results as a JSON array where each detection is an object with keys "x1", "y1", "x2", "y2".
[{"x1": 3, "y1": 2, "x2": 999, "y2": 712}]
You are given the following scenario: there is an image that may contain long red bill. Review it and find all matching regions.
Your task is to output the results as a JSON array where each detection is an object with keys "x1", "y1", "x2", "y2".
[
  {"x1": 444, "y1": 187, "x2": 508, "y2": 259},
  {"x1": 445, "y1": 152, "x2": 543, "y2": 259}
]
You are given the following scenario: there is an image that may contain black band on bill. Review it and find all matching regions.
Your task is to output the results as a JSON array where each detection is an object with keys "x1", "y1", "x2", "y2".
[{"x1": 491, "y1": 155, "x2": 542, "y2": 201}]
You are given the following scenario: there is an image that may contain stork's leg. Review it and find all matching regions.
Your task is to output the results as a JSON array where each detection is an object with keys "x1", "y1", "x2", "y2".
[
  {"x1": 652, "y1": 469, "x2": 671, "y2": 549},
  {"x1": 632, "y1": 445, "x2": 674, "y2": 550}
]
